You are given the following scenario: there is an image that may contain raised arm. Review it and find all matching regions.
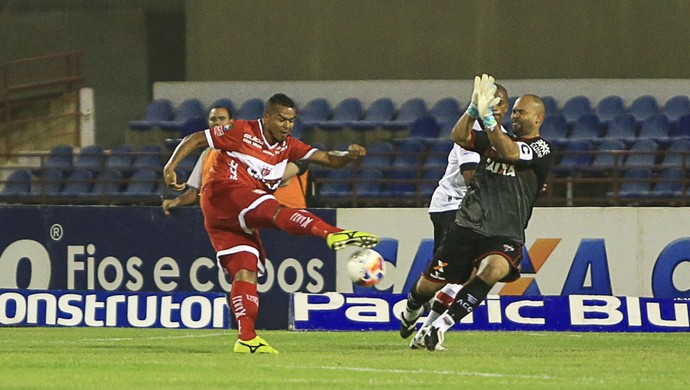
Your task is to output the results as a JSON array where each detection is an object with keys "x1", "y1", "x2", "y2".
[
  {"x1": 451, "y1": 75, "x2": 481, "y2": 148},
  {"x1": 163, "y1": 131, "x2": 207, "y2": 190},
  {"x1": 307, "y1": 144, "x2": 366, "y2": 168},
  {"x1": 476, "y1": 74, "x2": 520, "y2": 161}
]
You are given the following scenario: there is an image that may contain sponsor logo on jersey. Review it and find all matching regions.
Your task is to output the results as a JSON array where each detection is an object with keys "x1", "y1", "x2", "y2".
[
  {"x1": 503, "y1": 244, "x2": 515, "y2": 252},
  {"x1": 213, "y1": 125, "x2": 225, "y2": 137},
  {"x1": 485, "y1": 157, "x2": 516, "y2": 176},
  {"x1": 530, "y1": 139, "x2": 551, "y2": 158}
]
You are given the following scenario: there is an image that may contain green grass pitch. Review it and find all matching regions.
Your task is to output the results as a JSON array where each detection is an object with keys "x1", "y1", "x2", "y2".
[{"x1": 1, "y1": 327, "x2": 689, "y2": 389}]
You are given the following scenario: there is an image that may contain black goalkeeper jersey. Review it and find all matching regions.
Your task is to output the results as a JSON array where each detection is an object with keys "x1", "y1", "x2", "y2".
[{"x1": 455, "y1": 130, "x2": 553, "y2": 244}]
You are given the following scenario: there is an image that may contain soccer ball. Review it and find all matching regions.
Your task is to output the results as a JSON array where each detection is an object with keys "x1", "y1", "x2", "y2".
[{"x1": 347, "y1": 249, "x2": 385, "y2": 287}]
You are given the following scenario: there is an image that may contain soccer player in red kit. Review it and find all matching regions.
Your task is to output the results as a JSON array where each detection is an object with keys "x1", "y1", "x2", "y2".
[{"x1": 163, "y1": 93, "x2": 378, "y2": 354}]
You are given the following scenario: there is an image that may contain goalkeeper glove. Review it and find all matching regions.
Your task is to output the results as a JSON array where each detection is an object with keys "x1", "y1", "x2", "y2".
[
  {"x1": 477, "y1": 74, "x2": 500, "y2": 131},
  {"x1": 465, "y1": 75, "x2": 481, "y2": 118}
]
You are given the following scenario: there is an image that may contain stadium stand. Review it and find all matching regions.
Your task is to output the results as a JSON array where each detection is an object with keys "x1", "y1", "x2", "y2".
[
  {"x1": 605, "y1": 113, "x2": 637, "y2": 146},
  {"x1": 381, "y1": 97, "x2": 428, "y2": 131},
  {"x1": 129, "y1": 99, "x2": 174, "y2": 131},
  {"x1": 428, "y1": 97, "x2": 462, "y2": 124},
  {"x1": 541, "y1": 95, "x2": 559, "y2": 117},
  {"x1": 628, "y1": 95, "x2": 659, "y2": 124},
  {"x1": 638, "y1": 113, "x2": 672, "y2": 146},
  {"x1": 662, "y1": 95, "x2": 690, "y2": 124},
  {"x1": 595, "y1": 95, "x2": 626, "y2": 125},
  {"x1": 159, "y1": 98, "x2": 205, "y2": 134},
  {"x1": 235, "y1": 98, "x2": 264, "y2": 120},
  {"x1": 73, "y1": 144, "x2": 104, "y2": 173},
  {"x1": 560, "y1": 95, "x2": 592, "y2": 125}
]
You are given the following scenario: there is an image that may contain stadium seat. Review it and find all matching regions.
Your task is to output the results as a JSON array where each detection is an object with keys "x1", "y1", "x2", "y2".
[
  {"x1": 595, "y1": 95, "x2": 625, "y2": 125},
  {"x1": 429, "y1": 97, "x2": 461, "y2": 124},
  {"x1": 651, "y1": 167, "x2": 685, "y2": 198},
  {"x1": 299, "y1": 98, "x2": 332, "y2": 129},
  {"x1": 425, "y1": 139, "x2": 453, "y2": 168},
  {"x1": 541, "y1": 96, "x2": 559, "y2": 117},
  {"x1": 670, "y1": 113, "x2": 690, "y2": 141},
  {"x1": 0, "y1": 169, "x2": 32, "y2": 197},
  {"x1": 132, "y1": 144, "x2": 164, "y2": 171},
  {"x1": 129, "y1": 99, "x2": 174, "y2": 131},
  {"x1": 539, "y1": 114, "x2": 569, "y2": 147},
  {"x1": 605, "y1": 113, "x2": 637, "y2": 145},
  {"x1": 381, "y1": 98, "x2": 428, "y2": 131},
  {"x1": 623, "y1": 139, "x2": 658, "y2": 169},
  {"x1": 179, "y1": 116, "x2": 209, "y2": 138},
  {"x1": 581, "y1": 139, "x2": 627, "y2": 177},
  {"x1": 391, "y1": 139, "x2": 426, "y2": 166},
  {"x1": 235, "y1": 98, "x2": 264, "y2": 120},
  {"x1": 91, "y1": 168, "x2": 124, "y2": 197},
  {"x1": 61, "y1": 169, "x2": 95, "y2": 197},
  {"x1": 662, "y1": 95, "x2": 690, "y2": 124},
  {"x1": 638, "y1": 113, "x2": 672, "y2": 146},
  {"x1": 208, "y1": 98, "x2": 236, "y2": 116},
  {"x1": 318, "y1": 97, "x2": 364, "y2": 130},
  {"x1": 550, "y1": 140, "x2": 592, "y2": 177},
  {"x1": 566, "y1": 114, "x2": 601, "y2": 145},
  {"x1": 123, "y1": 169, "x2": 159, "y2": 198},
  {"x1": 318, "y1": 169, "x2": 351, "y2": 198},
  {"x1": 420, "y1": 166, "x2": 445, "y2": 198},
  {"x1": 291, "y1": 116, "x2": 304, "y2": 140},
  {"x1": 30, "y1": 168, "x2": 64, "y2": 197},
  {"x1": 628, "y1": 95, "x2": 659, "y2": 124},
  {"x1": 159, "y1": 99, "x2": 206, "y2": 133},
  {"x1": 73, "y1": 144, "x2": 104, "y2": 173},
  {"x1": 616, "y1": 167, "x2": 653, "y2": 198},
  {"x1": 407, "y1": 116, "x2": 440, "y2": 140},
  {"x1": 349, "y1": 97, "x2": 396, "y2": 132},
  {"x1": 104, "y1": 145, "x2": 135, "y2": 173},
  {"x1": 560, "y1": 95, "x2": 592, "y2": 125},
  {"x1": 381, "y1": 168, "x2": 417, "y2": 198},
  {"x1": 360, "y1": 141, "x2": 394, "y2": 169},
  {"x1": 437, "y1": 119, "x2": 456, "y2": 139},
  {"x1": 354, "y1": 169, "x2": 384, "y2": 198},
  {"x1": 44, "y1": 145, "x2": 73, "y2": 172},
  {"x1": 658, "y1": 139, "x2": 690, "y2": 169}
]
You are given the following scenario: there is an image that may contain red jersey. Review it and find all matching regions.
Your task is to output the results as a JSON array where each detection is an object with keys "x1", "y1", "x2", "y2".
[{"x1": 203, "y1": 120, "x2": 316, "y2": 192}]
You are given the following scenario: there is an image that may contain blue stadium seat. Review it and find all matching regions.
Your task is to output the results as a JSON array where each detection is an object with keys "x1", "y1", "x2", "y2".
[
  {"x1": 670, "y1": 113, "x2": 690, "y2": 141},
  {"x1": 623, "y1": 139, "x2": 658, "y2": 169},
  {"x1": 44, "y1": 145, "x2": 73, "y2": 172},
  {"x1": 605, "y1": 113, "x2": 637, "y2": 145},
  {"x1": 123, "y1": 169, "x2": 159, "y2": 198},
  {"x1": 299, "y1": 98, "x2": 332, "y2": 129},
  {"x1": 566, "y1": 114, "x2": 601, "y2": 145},
  {"x1": 159, "y1": 99, "x2": 206, "y2": 133},
  {"x1": 658, "y1": 139, "x2": 690, "y2": 169},
  {"x1": 208, "y1": 98, "x2": 235, "y2": 116},
  {"x1": 551, "y1": 140, "x2": 592, "y2": 177},
  {"x1": 581, "y1": 139, "x2": 627, "y2": 177},
  {"x1": 235, "y1": 98, "x2": 264, "y2": 120},
  {"x1": 0, "y1": 169, "x2": 32, "y2": 197},
  {"x1": 30, "y1": 168, "x2": 64, "y2": 197},
  {"x1": 540, "y1": 114, "x2": 568, "y2": 147},
  {"x1": 354, "y1": 169, "x2": 384, "y2": 198},
  {"x1": 381, "y1": 98, "x2": 428, "y2": 131},
  {"x1": 595, "y1": 95, "x2": 625, "y2": 125},
  {"x1": 561, "y1": 95, "x2": 592, "y2": 125},
  {"x1": 360, "y1": 142, "x2": 394, "y2": 169},
  {"x1": 105, "y1": 145, "x2": 135, "y2": 173},
  {"x1": 382, "y1": 168, "x2": 417, "y2": 198},
  {"x1": 662, "y1": 95, "x2": 690, "y2": 124},
  {"x1": 319, "y1": 169, "x2": 351, "y2": 198},
  {"x1": 62, "y1": 169, "x2": 95, "y2": 197},
  {"x1": 652, "y1": 167, "x2": 684, "y2": 198},
  {"x1": 616, "y1": 167, "x2": 653, "y2": 198},
  {"x1": 420, "y1": 167, "x2": 445, "y2": 198},
  {"x1": 291, "y1": 117, "x2": 304, "y2": 140},
  {"x1": 391, "y1": 139, "x2": 426, "y2": 166},
  {"x1": 408, "y1": 116, "x2": 440, "y2": 140},
  {"x1": 132, "y1": 144, "x2": 164, "y2": 171},
  {"x1": 91, "y1": 168, "x2": 124, "y2": 197},
  {"x1": 437, "y1": 119, "x2": 456, "y2": 139},
  {"x1": 429, "y1": 97, "x2": 461, "y2": 124},
  {"x1": 425, "y1": 139, "x2": 453, "y2": 168},
  {"x1": 73, "y1": 144, "x2": 104, "y2": 173},
  {"x1": 179, "y1": 116, "x2": 209, "y2": 138},
  {"x1": 628, "y1": 95, "x2": 659, "y2": 124},
  {"x1": 349, "y1": 97, "x2": 396, "y2": 132},
  {"x1": 129, "y1": 99, "x2": 174, "y2": 131},
  {"x1": 638, "y1": 113, "x2": 671, "y2": 146},
  {"x1": 541, "y1": 95, "x2": 559, "y2": 117},
  {"x1": 318, "y1": 98, "x2": 364, "y2": 130}
]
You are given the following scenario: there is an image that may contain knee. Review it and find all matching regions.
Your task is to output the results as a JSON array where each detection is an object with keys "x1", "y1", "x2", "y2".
[{"x1": 476, "y1": 256, "x2": 510, "y2": 285}]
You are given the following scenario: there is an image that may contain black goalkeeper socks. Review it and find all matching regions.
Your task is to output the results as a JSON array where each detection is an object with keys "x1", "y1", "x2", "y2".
[
  {"x1": 405, "y1": 288, "x2": 431, "y2": 311},
  {"x1": 447, "y1": 277, "x2": 492, "y2": 323}
]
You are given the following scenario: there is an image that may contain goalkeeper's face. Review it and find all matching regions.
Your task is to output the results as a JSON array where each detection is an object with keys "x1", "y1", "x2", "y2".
[{"x1": 511, "y1": 96, "x2": 543, "y2": 137}]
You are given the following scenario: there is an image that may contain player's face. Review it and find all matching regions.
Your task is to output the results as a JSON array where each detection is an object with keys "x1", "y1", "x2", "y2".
[
  {"x1": 208, "y1": 108, "x2": 232, "y2": 128},
  {"x1": 511, "y1": 97, "x2": 540, "y2": 137},
  {"x1": 262, "y1": 104, "x2": 296, "y2": 144},
  {"x1": 493, "y1": 90, "x2": 509, "y2": 124}
]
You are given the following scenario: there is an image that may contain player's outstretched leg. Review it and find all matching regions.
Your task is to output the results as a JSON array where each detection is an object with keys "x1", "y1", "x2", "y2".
[
  {"x1": 233, "y1": 335, "x2": 279, "y2": 354},
  {"x1": 326, "y1": 230, "x2": 379, "y2": 251}
]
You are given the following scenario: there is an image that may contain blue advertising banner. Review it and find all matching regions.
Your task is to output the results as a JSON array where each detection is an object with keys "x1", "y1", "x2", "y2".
[
  {"x1": 0, "y1": 205, "x2": 337, "y2": 329},
  {"x1": 0, "y1": 289, "x2": 229, "y2": 329},
  {"x1": 290, "y1": 293, "x2": 690, "y2": 332}
]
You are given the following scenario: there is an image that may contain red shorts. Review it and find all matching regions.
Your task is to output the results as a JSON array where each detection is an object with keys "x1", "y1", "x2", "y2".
[{"x1": 200, "y1": 181, "x2": 281, "y2": 276}]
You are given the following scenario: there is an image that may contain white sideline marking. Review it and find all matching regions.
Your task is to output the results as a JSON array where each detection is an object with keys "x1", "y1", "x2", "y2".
[
  {"x1": 283, "y1": 365, "x2": 555, "y2": 380},
  {"x1": 2, "y1": 332, "x2": 228, "y2": 344}
]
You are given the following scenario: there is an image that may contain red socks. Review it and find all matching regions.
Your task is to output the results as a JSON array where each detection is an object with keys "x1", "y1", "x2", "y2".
[
  {"x1": 273, "y1": 207, "x2": 341, "y2": 239},
  {"x1": 230, "y1": 280, "x2": 259, "y2": 341}
]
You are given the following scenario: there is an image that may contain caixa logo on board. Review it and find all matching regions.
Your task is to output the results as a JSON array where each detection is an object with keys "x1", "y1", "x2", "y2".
[{"x1": 0, "y1": 239, "x2": 328, "y2": 294}]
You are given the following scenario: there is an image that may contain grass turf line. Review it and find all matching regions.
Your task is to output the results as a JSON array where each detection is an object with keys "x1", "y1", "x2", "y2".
[{"x1": 1, "y1": 328, "x2": 689, "y2": 389}]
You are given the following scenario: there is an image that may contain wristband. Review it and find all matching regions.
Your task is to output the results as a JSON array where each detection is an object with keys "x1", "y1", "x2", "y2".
[{"x1": 465, "y1": 103, "x2": 479, "y2": 118}]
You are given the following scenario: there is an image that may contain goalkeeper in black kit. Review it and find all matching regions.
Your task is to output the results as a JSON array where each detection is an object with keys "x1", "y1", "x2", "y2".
[{"x1": 399, "y1": 74, "x2": 554, "y2": 351}]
